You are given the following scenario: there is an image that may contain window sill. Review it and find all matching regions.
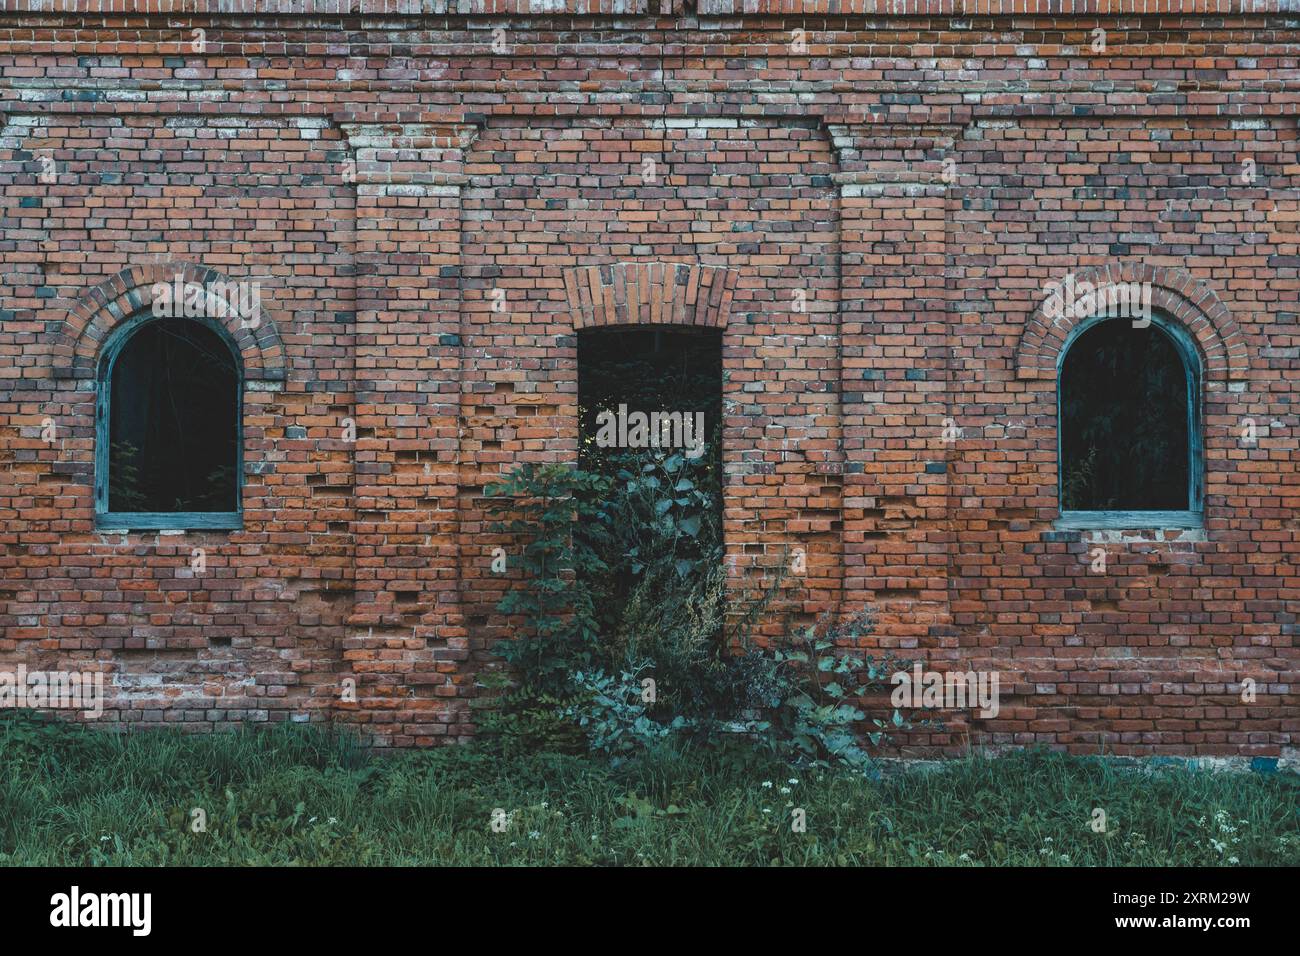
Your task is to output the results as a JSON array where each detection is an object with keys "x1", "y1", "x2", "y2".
[
  {"x1": 1054, "y1": 511, "x2": 1203, "y2": 531},
  {"x1": 96, "y1": 512, "x2": 242, "y2": 532}
]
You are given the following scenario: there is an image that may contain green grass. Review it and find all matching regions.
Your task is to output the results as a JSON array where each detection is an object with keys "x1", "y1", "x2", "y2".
[{"x1": 2, "y1": 713, "x2": 1296, "y2": 866}]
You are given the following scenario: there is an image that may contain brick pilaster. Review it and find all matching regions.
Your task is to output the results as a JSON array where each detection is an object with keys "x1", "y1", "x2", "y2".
[
  {"x1": 339, "y1": 120, "x2": 476, "y2": 745},
  {"x1": 831, "y1": 120, "x2": 956, "y2": 655}
]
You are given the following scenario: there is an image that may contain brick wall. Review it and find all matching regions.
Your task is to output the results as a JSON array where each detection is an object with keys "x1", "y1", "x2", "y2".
[{"x1": 0, "y1": 1, "x2": 1296, "y2": 757}]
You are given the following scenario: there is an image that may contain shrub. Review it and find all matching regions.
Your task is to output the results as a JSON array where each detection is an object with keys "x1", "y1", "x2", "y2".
[
  {"x1": 484, "y1": 457, "x2": 915, "y2": 771},
  {"x1": 473, "y1": 683, "x2": 589, "y2": 758},
  {"x1": 484, "y1": 463, "x2": 613, "y2": 695}
]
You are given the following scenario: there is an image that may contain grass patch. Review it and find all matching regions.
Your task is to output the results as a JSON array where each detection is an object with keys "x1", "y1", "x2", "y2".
[{"x1": 2, "y1": 714, "x2": 1296, "y2": 866}]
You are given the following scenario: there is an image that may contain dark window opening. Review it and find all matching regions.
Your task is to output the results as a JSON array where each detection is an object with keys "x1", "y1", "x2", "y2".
[
  {"x1": 105, "y1": 318, "x2": 239, "y2": 514},
  {"x1": 1059, "y1": 318, "x2": 1196, "y2": 512},
  {"x1": 577, "y1": 325, "x2": 725, "y2": 649},
  {"x1": 578, "y1": 326, "x2": 723, "y2": 480}
]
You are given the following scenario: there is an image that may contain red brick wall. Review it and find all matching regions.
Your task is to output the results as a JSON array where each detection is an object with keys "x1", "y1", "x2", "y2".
[
  {"x1": 0, "y1": 1, "x2": 1295, "y2": 757},
  {"x1": 1, "y1": 111, "x2": 353, "y2": 729}
]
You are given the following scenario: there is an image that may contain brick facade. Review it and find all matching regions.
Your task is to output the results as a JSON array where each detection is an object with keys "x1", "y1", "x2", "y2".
[{"x1": 1, "y1": 0, "x2": 1296, "y2": 758}]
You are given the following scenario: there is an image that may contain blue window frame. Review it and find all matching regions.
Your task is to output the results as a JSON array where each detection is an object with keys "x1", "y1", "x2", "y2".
[
  {"x1": 95, "y1": 312, "x2": 243, "y2": 531},
  {"x1": 1055, "y1": 312, "x2": 1203, "y2": 530}
]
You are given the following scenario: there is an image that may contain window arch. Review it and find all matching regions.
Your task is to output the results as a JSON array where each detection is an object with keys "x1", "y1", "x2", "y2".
[
  {"x1": 95, "y1": 313, "x2": 242, "y2": 530},
  {"x1": 1057, "y1": 313, "x2": 1203, "y2": 529}
]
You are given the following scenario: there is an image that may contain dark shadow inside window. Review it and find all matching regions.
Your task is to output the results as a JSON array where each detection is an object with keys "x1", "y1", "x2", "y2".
[
  {"x1": 578, "y1": 326, "x2": 723, "y2": 478},
  {"x1": 577, "y1": 325, "x2": 725, "y2": 648},
  {"x1": 108, "y1": 319, "x2": 239, "y2": 513},
  {"x1": 1060, "y1": 320, "x2": 1192, "y2": 511},
  {"x1": 579, "y1": 329, "x2": 722, "y2": 470}
]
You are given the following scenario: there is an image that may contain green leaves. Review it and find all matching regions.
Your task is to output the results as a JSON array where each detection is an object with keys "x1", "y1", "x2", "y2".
[
  {"x1": 484, "y1": 462, "x2": 912, "y2": 775},
  {"x1": 485, "y1": 464, "x2": 615, "y2": 694},
  {"x1": 758, "y1": 611, "x2": 920, "y2": 771}
]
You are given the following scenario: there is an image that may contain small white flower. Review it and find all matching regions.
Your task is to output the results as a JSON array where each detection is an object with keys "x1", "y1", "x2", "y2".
[
  {"x1": 327, "y1": 817, "x2": 338, "y2": 825},
  {"x1": 762, "y1": 808, "x2": 771, "y2": 814},
  {"x1": 788, "y1": 779, "x2": 799, "y2": 785},
  {"x1": 761, "y1": 781, "x2": 773, "y2": 789},
  {"x1": 1228, "y1": 856, "x2": 1240, "y2": 865},
  {"x1": 528, "y1": 830, "x2": 540, "y2": 840},
  {"x1": 780, "y1": 787, "x2": 791, "y2": 795}
]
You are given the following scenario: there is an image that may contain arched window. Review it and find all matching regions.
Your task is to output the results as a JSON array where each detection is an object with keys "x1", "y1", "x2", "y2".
[
  {"x1": 1058, "y1": 314, "x2": 1202, "y2": 528},
  {"x1": 96, "y1": 315, "x2": 242, "y2": 529}
]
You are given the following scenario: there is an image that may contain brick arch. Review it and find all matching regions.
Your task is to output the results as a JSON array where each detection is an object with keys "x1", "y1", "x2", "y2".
[
  {"x1": 563, "y1": 262, "x2": 738, "y2": 331},
  {"x1": 1015, "y1": 264, "x2": 1248, "y2": 384},
  {"x1": 56, "y1": 261, "x2": 286, "y2": 382}
]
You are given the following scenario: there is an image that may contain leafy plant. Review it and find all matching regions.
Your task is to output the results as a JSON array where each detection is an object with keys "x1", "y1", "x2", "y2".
[
  {"x1": 762, "y1": 611, "x2": 915, "y2": 772},
  {"x1": 473, "y1": 680, "x2": 589, "y2": 758},
  {"x1": 484, "y1": 463, "x2": 613, "y2": 694},
  {"x1": 564, "y1": 667, "x2": 688, "y2": 766},
  {"x1": 108, "y1": 440, "x2": 150, "y2": 512},
  {"x1": 483, "y1": 455, "x2": 919, "y2": 772}
]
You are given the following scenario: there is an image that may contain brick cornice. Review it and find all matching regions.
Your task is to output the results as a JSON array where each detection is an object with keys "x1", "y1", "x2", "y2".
[
  {"x1": 0, "y1": 0, "x2": 1285, "y2": 14},
  {"x1": 825, "y1": 119, "x2": 962, "y2": 179},
  {"x1": 339, "y1": 121, "x2": 477, "y2": 186},
  {"x1": 0, "y1": 0, "x2": 671, "y2": 14}
]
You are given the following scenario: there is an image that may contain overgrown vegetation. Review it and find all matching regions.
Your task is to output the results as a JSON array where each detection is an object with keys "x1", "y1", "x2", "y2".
[
  {"x1": 3, "y1": 715, "x2": 1296, "y2": 866},
  {"x1": 479, "y1": 327, "x2": 916, "y2": 770},
  {"x1": 481, "y1": 456, "x2": 914, "y2": 771}
]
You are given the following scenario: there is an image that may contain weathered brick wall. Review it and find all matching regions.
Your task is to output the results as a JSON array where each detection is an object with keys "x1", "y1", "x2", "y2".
[
  {"x1": 0, "y1": 0, "x2": 1296, "y2": 757},
  {"x1": 1, "y1": 109, "x2": 354, "y2": 729}
]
